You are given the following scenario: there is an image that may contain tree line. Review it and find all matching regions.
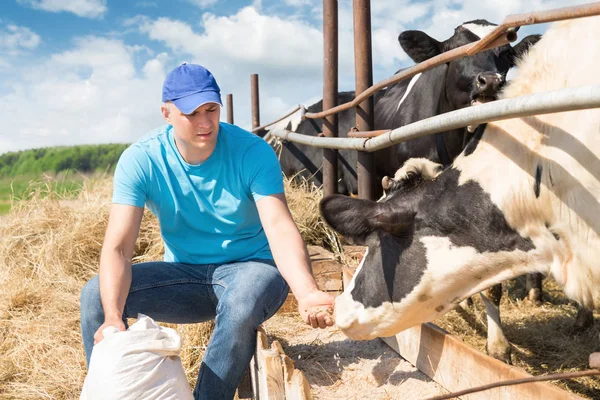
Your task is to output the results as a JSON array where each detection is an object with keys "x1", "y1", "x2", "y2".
[{"x1": 0, "y1": 144, "x2": 130, "y2": 177}]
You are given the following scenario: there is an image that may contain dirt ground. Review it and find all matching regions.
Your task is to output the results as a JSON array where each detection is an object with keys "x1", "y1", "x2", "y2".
[{"x1": 262, "y1": 313, "x2": 445, "y2": 400}]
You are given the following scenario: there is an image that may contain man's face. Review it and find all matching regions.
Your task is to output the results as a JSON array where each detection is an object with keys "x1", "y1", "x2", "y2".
[{"x1": 162, "y1": 101, "x2": 221, "y2": 163}]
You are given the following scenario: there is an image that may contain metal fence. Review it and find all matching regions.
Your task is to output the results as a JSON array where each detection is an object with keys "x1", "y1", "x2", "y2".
[{"x1": 230, "y1": 2, "x2": 600, "y2": 202}]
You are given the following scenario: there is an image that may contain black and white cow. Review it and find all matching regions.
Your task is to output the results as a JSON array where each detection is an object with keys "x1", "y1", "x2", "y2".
[
  {"x1": 320, "y1": 16, "x2": 600, "y2": 345},
  {"x1": 265, "y1": 19, "x2": 540, "y2": 362},
  {"x1": 265, "y1": 19, "x2": 540, "y2": 196}
]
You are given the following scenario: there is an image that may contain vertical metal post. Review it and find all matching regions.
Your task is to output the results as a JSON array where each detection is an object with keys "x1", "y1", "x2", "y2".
[
  {"x1": 353, "y1": 0, "x2": 375, "y2": 200},
  {"x1": 323, "y1": 0, "x2": 339, "y2": 197},
  {"x1": 251, "y1": 74, "x2": 260, "y2": 132},
  {"x1": 226, "y1": 93, "x2": 234, "y2": 124}
]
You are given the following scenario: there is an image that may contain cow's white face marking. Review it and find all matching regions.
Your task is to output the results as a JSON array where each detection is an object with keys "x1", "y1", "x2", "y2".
[
  {"x1": 264, "y1": 105, "x2": 304, "y2": 135},
  {"x1": 334, "y1": 235, "x2": 536, "y2": 340},
  {"x1": 396, "y1": 73, "x2": 422, "y2": 112},
  {"x1": 462, "y1": 23, "x2": 497, "y2": 40}
]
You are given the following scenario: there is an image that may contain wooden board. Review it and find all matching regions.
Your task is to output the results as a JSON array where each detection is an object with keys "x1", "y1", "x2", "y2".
[{"x1": 381, "y1": 323, "x2": 585, "y2": 400}]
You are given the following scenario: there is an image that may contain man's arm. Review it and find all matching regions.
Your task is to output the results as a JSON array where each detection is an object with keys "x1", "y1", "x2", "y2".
[
  {"x1": 256, "y1": 193, "x2": 334, "y2": 329},
  {"x1": 94, "y1": 203, "x2": 144, "y2": 344}
]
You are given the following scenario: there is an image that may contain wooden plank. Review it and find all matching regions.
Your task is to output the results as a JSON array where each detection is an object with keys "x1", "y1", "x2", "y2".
[
  {"x1": 342, "y1": 267, "x2": 356, "y2": 290},
  {"x1": 342, "y1": 245, "x2": 367, "y2": 259},
  {"x1": 277, "y1": 342, "x2": 312, "y2": 400},
  {"x1": 256, "y1": 329, "x2": 285, "y2": 400},
  {"x1": 381, "y1": 323, "x2": 585, "y2": 400},
  {"x1": 287, "y1": 369, "x2": 313, "y2": 400}
]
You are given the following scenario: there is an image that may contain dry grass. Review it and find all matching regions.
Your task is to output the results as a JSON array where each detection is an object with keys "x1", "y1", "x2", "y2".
[
  {"x1": 0, "y1": 174, "x2": 337, "y2": 399},
  {"x1": 1, "y1": 174, "x2": 598, "y2": 398},
  {"x1": 283, "y1": 176, "x2": 342, "y2": 253},
  {"x1": 435, "y1": 277, "x2": 600, "y2": 398}
]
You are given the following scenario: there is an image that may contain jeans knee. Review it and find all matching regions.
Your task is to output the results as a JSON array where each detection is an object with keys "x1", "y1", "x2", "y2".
[{"x1": 80, "y1": 276, "x2": 102, "y2": 319}]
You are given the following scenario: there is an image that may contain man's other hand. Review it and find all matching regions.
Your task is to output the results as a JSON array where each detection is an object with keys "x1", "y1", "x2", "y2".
[{"x1": 93, "y1": 317, "x2": 126, "y2": 345}]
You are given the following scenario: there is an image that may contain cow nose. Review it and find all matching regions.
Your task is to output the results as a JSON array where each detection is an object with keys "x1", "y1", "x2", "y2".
[{"x1": 475, "y1": 72, "x2": 503, "y2": 97}]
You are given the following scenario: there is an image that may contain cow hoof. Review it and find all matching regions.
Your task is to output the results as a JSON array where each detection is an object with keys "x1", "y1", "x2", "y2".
[
  {"x1": 487, "y1": 344, "x2": 512, "y2": 365},
  {"x1": 527, "y1": 288, "x2": 543, "y2": 306},
  {"x1": 573, "y1": 308, "x2": 595, "y2": 332}
]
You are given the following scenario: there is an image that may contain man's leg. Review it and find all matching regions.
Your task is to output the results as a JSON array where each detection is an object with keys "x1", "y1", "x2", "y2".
[
  {"x1": 80, "y1": 261, "x2": 218, "y2": 367},
  {"x1": 194, "y1": 259, "x2": 289, "y2": 400}
]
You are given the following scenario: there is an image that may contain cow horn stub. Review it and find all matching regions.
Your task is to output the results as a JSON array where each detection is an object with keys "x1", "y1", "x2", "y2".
[{"x1": 382, "y1": 176, "x2": 393, "y2": 190}]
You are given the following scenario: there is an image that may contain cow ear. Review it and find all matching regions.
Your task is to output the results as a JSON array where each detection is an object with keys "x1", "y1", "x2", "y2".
[
  {"x1": 374, "y1": 202, "x2": 416, "y2": 235},
  {"x1": 511, "y1": 34, "x2": 542, "y2": 63},
  {"x1": 320, "y1": 195, "x2": 415, "y2": 240},
  {"x1": 398, "y1": 30, "x2": 442, "y2": 63}
]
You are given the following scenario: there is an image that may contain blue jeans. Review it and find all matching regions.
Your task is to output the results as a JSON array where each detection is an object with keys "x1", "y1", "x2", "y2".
[{"x1": 80, "y1": 259, "x2": 289, "y2": 400}]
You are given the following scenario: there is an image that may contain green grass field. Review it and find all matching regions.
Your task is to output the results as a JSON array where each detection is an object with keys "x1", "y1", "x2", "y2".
[{"x1": 0, "y1": 172, "x2": 85, "y2": 215}]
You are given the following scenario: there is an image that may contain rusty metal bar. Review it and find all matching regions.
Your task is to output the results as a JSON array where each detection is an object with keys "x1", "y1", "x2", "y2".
[
  {"x1": 354, "y1": 0, "x2": 375, "y2": 200},
  {"x1": 424, "y1": 369, "x2": 600, "y2": 400},
  {"x1": 226, "y1": 94, "x2": 234, "y2": 124},
  {"x1": 347, "y1": 129, "x2": 390, "y2": 138},
  {"x1": 304, "y1": 32, "x2": 514, "y2": 121},
  {"x1": 468, "y1": 2, "x2": 600, "y2": 55},
  {"x1": 322, "y1": 0, "x2": 339, "y2": 197},
  {"x1": 251, "y1": 74, "x2": 260, "y2": 132},
  {"x1": 264, "y1": 85, "x2": 600, "y2": 152},
  {"x1": 303, "y1": 2, "x2": 600, "y2": 121},
  {"x1": 251, "y1": 105, "x2": 302, "y2": 133}
]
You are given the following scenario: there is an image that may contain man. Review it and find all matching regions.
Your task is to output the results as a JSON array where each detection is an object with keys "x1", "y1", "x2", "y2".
[{"x1": 80, "y1": 63, "x2": 335, "y2": 399}]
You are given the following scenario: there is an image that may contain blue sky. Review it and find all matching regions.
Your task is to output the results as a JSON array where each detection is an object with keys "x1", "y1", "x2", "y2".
[{"x1": 0, "y1": 0, "x2": 589, "y2": 154}]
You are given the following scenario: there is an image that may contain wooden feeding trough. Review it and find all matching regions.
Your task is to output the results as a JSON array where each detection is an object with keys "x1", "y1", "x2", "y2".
[{"x1": 237, "y1": 327, "x2": 312, "y2": 400}]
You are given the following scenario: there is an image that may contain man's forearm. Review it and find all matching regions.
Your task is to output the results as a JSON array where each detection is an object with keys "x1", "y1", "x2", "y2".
[
  {"x1": 99, "y1": 247, "x2": 132, "y2": 320},
  {"x1": 268, "y1": 222, "x2": 320, "y2": 300}
]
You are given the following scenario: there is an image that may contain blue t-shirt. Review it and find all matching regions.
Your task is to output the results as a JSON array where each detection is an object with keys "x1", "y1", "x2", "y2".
[{"x1": 112, "y1": 122, "x2": 284, "y2": 264}]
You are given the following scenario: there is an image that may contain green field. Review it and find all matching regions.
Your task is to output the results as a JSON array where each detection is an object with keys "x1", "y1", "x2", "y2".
[{"x1": 0, "y1": 172, "x2": 85, "y2": 215}]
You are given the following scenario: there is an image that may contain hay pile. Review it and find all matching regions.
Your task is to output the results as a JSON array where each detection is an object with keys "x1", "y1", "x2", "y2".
[
  {"x1": 435, "y1": 278, "x2": 600, "y2": 398},
  {"x1": 0, "y1": 175, "x2": 337, "y2": 399},
  {"x1": 1, "y1": 173, "x2": 598, "y2": 398}
]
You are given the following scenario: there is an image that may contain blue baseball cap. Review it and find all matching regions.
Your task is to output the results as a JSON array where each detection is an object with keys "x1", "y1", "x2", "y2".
[{"x1": 161, "y1": 63, "x2": 222, "y2": 114}]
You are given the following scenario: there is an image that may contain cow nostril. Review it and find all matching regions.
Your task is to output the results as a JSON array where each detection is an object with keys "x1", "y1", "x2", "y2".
[{"x1": 477, "y1": 74, "x2": 487, "y2": 87}]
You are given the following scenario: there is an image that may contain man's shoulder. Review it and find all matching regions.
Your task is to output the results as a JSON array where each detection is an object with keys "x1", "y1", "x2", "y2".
[
  {"x1": 137, "y1": 125, "x2": 171, "y2": 147},
  {"x1": 117, "y1": 125, "x2": 170, "y2": 168},
  {"x1": 220, "y1": 122, "x2": 272, "y2": 154}
]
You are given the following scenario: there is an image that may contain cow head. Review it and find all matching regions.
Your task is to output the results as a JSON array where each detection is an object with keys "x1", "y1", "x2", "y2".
[
  {"x1": 320, "y1": 158, "x2": 536, "y2": 339},
  {"x1": 399, "y1": 20, "x2": 540, "y2": 109}
]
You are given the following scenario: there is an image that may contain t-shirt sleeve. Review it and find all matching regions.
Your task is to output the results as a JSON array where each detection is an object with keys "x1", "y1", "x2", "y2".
[
  {"x1": 112, "y1": 145, "x2": 149, "y2": 208},
  {"x1": 244, "y1": 140, "x2": 284, "y2": 202}
]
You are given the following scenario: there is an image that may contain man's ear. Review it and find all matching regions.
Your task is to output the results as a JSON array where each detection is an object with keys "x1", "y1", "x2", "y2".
[{"x1": 161, "y1": 104, "x2": 171, "y2": 124}]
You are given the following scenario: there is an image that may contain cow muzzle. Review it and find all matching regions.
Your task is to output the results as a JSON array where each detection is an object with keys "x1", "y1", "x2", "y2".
[{"x1": 474, "y1": 72, "x2": 504, "y2": 101}]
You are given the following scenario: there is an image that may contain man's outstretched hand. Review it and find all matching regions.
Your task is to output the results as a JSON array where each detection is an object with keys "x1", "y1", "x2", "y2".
[{"x1": 297, "y1": 289, "x2": 335, "y2": 329}]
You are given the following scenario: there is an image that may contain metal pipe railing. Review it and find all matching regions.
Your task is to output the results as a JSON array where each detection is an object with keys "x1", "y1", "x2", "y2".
[
  {"x1": 265, "y1": 85, "x2": 600, "y2": 152},
  {"x1": 300, "y1": 2, "x2": 600, "y2": 121},
  {"x1": 468, "y1": 2, "x2": 600, "y2": 55}
]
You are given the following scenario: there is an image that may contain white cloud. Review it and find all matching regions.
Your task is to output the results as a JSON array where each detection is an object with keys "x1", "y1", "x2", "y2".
[
  {"x1": 0, "y1": 37, "x2": 167, "y2": 153},
  {"x1": 186, "y1": 0, "x2": 219, "y2": 9},
  {"x1": 0, "y1": 0, "x2": 590, "y2": 155},
  {"x1": 284, "y1": 0, "x2": 313, "y2": 7},
  {"x1": 0, "y1": 25, "x2": 41, "y2": 51},
  {"x1": 422, "y1": 0, "x2": 593, "y2": 42},
  {"x1": 17, "y1": 0, "x2": 107, "y2": 19}
]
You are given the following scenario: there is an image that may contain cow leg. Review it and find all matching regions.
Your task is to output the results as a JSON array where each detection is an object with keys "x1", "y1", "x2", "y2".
[
  {"x1": 481, "y1": 284, "x2": 512, "y2": 364},
  {"x1": 573, "y1": 306, "x2": 595, "y2": 332},
  {"x1": 525, "y1": 272, "x2": 543, "y2": 306}
]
